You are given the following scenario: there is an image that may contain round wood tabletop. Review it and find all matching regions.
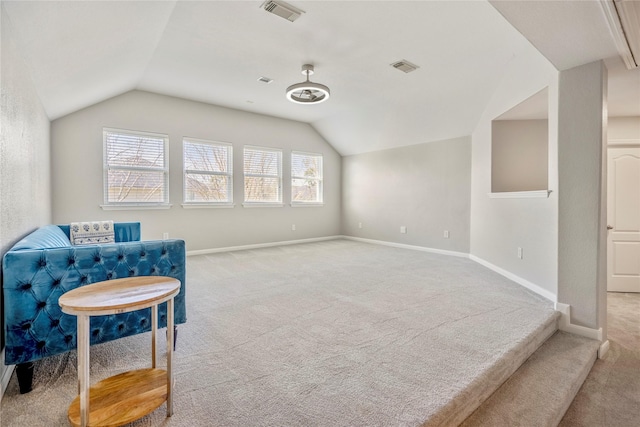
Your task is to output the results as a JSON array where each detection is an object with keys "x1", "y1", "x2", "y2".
[{"x1": 59, "y1": 276, "x2": 180, "y2": 316}]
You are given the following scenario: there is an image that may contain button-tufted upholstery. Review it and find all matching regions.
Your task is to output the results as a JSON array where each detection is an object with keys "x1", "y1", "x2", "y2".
[{"x1": 2, "y1": 223, "x2": 186, "y2": 367}]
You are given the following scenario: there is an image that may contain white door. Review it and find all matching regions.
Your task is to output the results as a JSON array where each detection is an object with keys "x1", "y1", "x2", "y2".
[{"x1": 607, "y1": 146, "x2": 640, "y2": 292}]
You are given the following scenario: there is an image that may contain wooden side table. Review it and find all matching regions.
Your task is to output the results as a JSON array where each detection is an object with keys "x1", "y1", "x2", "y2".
[{"x1": 59, "y1": 276, "x2": 180, "y2": 427}]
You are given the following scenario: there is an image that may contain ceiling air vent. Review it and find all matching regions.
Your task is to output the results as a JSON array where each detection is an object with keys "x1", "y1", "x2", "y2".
[
  {"x1": 257, "y1": 76, "x2": 273, "y2": 84},
  {"x1": 261, "y1": 1, "x2": 305, "y2": 22},
  {"x1": 391, "y1": 60, "x2": 420, "y2": 73}
]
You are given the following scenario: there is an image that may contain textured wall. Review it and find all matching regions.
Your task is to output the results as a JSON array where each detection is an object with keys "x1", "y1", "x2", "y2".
[
  {"x1": 470, "y1": 43, "x2": 559, "y2": 297},
  {"x1": 50, "y1": 90, "x2": 341, "y2": 251},
  {"x1": 558, "y1": 61, "x2": 607, "y2": 331},
  {"x1": 0, "y1": 5, "x2": 52, "y2": 383},
  {"x1": 341, "y1": 136, "x2": 471, "y2": 253}
]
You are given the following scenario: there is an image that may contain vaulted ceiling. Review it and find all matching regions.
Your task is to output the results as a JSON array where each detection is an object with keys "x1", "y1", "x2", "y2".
[{"x1": 3, "y1": 1, "x2": 639, "y2": 155}]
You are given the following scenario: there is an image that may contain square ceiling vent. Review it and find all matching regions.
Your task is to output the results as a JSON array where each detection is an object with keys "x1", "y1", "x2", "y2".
[
  {"x1": 261, "y1": 0, "x2": 305, "y2": 22},
  {"x1": 391, "y1": 60, "x2": 420, "y2": 73}
]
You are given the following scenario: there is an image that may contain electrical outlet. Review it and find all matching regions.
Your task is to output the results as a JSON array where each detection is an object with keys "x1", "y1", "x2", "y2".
[
  {"x1": 444, "y1": 230, "x2": 450, "y2": 239},
  {"x1": 400, "y1": 226, "x2": 407, "y2": 234},
  {"x1": 163, "y1": 232, "x2": 169, "y2": 239},
  {"x1": 358, "y1": 222, "x2": 362, "y2": 229},
  {"x1": 292, "y1": 224, "x2": 296, "y2": 231},
  {"x1": 517, "y1": 247, "x2": 523, "y2": 259}
]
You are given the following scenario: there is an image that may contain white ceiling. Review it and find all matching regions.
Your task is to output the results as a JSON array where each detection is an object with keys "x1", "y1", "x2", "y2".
[{"x1": 3, "y1": 1, "x2": 639, "y2": 156}]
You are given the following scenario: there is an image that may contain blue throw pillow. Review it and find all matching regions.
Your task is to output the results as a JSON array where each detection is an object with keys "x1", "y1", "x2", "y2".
[{"x1": 10, "y1": 225, "x2": 72, "y2": 251}]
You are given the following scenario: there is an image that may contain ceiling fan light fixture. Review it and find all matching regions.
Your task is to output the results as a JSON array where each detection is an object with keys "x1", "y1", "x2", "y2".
[{"x1": 286, "y1": 64, "x2": 330, "y2": 105}]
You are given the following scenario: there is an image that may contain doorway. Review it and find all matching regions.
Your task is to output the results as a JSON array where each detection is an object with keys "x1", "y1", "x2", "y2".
[{"x1": 607, "y1": 143, "x2": 640, "y2": 292}]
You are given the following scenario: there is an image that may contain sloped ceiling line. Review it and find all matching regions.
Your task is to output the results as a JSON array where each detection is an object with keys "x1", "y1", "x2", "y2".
[{"x1": 3, "y1": 1, "x2": 637, "y2": 156}]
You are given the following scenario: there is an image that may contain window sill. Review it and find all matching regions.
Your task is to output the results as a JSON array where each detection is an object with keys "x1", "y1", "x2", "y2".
[
  {"x1": 181, "y1": 203, "x2": 235, "y2": 209},
  {"x1": 242, "y1": 203, "x2": 284, "y2": 208},
  {"x1": 101, "y1": 204, "x2": 173, "y2": 210},
  {"x1": 487, "y1": 190, "x2": 551, "y2": 199},
  {"x1": 291, "y1": 203, "x2": 324, "y2": 207}
]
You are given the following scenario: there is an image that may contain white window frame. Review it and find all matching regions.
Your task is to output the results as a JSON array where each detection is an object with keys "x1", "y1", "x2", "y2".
[
  {"x1": 291, "y1": 151, "x2": 324, "y2": 206},
  {"x1": 243, "y1": 145, "x2": 283, "y2": 207},
  {"x1": 182, "y1": 137, "x2": 234, "y2": 207},
  {"x1": 102, "y1": 127, "x2": 170, "y2": 209}
]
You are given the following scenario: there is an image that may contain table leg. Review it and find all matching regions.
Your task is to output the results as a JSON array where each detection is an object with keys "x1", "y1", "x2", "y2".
[
  {"x1": 152, "y1": 304, "x2": 157, "y2": 368},
  {"x1": 167, "y1": 298, "x2": 174, "y2": 416},
  {"x1": 78, "y1": 315, "x2": 90, "y2": 427}
]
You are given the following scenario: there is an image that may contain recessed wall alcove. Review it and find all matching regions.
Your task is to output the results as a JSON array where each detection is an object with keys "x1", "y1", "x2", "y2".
[{"x1": 491, "y1": 87, "x2": 550, "y2": 197}]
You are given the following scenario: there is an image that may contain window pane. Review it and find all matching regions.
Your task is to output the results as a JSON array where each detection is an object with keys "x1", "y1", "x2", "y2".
[
  {"x1": 292, "y1": 153, "x2": 322, "y2": 178},
  {"x1": 244, "y1": 148, "x2": 279, "y2": 176},
  {"x1": 184, "y1": 141, "x2": 230, "y2": 173},
  {"x1": 106, "y1": 132, "x2": 165, "y2": 169},
  {"x1": 291, "y1": 152, "x2": 322, "y2": 203},
  {"x1": 185, "y1": 174, "x2": 231, "y2": 202},
  {"x1": 244, "y1": 177, "x2": 280, "y2": 203},
  {"x1": 292, "y1": 178, "x2": 321, "y2": 202},
  {"x1": 107, "y1": 170, "x2": 166, "y2": 203}
]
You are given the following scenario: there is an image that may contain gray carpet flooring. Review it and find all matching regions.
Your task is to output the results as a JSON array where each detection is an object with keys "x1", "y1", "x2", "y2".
[
  {"x1": 560, "y1": 292, "x2": 640, "y2": 426},
  {"x1": 1, "y1": 240, "x2": 557, "y2": 426},
  {"x1": 461, "y1": 331, "x2": 599, "y2": 426}
]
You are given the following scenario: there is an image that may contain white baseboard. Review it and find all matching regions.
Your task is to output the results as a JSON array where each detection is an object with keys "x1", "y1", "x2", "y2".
[
  {"x1": 186, "y1": 235, "x2": 343, "y2": 256},
  {"x1": 554, "y1": 302, "x2": 604, "y2": 346},
  {"x1": 341, "y1": 236, "x2": 470, "y2": 258},
  {"x1": 0, "y1": 349, "x2": 14, "y2": 402},
  {"x1": 469, "y1": 254, "x2": 557, "y2": 302},
  {"x1": 598, "y1": 340, "x2": 610, "y2": 359}
]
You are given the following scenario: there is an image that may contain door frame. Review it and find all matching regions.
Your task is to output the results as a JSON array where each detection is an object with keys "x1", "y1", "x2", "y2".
[{"x1": 606, "y1": 138, "x2": 640, "y2": 321}]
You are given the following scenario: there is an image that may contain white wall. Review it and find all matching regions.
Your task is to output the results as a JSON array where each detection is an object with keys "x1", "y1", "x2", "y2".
[
  {"x1": 51, "y1": 90, "x2": 341, "y2": 252},
  {"x1": 557, "y1": 61, "x2": 607, "y2": 331},
  {"x1": 609, "y1": 116, "x2": 640, "y2": 141},
  {"x1": 0, "y1": 5, "x2": 52, "y2": 392},
  {"x1": 491, "y1": 119, "x2": 548, "y2": 192},
  {"x1": 470, "y1": 44, "x2": 559, "y2": 298},
  {"x1": 341, "y1": 136, "x2": 471, "y2": 253}
]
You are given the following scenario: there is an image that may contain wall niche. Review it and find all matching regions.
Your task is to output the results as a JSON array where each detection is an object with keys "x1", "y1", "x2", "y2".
[{"x1": 491, "y1": 87, "x2": 549, "y2": 194}]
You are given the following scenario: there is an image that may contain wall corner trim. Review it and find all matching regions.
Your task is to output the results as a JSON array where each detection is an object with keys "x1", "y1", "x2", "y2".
[
  {"x1": 554, "y1": 302, "x2": 604, "y2": 343},
  {"x1": 341, "y1": 236, "x2": 470, "y2": 258},
  {"x1": 469, "y1": 254, "x2": 556, "y2": 302},
  {"x1": 598, "y1": 340, "x2": 610, "y2": 359}
]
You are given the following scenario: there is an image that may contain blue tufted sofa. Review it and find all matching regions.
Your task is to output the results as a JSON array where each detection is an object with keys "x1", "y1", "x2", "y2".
[{"x1": 2, "y1": 222, "x2": 186, "y2": 393}]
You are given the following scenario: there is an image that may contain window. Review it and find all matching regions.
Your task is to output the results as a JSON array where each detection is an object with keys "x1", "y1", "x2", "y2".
[
  {"x1": 244, "y1": 146, "x2": 282, "y2": 205},
  {"x1": 103, "y1": 128, "x2": 169, "y2": 206},
  {"x1": 183, "y1": 138, "x2": 233, "y2": 205},
  {"x1": 291, "y1": 152, "x2": 323, "y2": 204}
]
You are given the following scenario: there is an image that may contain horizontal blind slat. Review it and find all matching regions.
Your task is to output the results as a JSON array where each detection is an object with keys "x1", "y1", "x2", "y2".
[
  {"x1": 292, "y1": 153, "x2": 322, "y2": 178},
  {"x1": 243, "y1": 147, "x2": 282, "y2": 203},
  {"x1": 185, "y1": 173, "x2": 231, "y2": 203},
  {"x1": 106, "y1": 131, "x2": 165, "y2": 168},
  {"x1": 104, "y1": 129, "x2": 168, "y2": 204},
  {"x1": 244, "y1": 147, "x2": 280, "y2": 176},
  {"x1": 184, "y1": 140, "x2": 232, "y2": 173}
]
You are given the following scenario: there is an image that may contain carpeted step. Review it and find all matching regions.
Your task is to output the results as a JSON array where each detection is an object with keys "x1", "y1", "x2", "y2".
[
  {"x1": 426, "y1": 310, "x2": 560, "y2": 427},
  {"x1": 460, "y1": 331, "x2": 600, "y2": 427}
]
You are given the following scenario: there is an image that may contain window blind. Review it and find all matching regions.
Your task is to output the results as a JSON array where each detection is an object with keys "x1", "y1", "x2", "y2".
[
  {"x1": 291, "y1": 152, "x2": 323, "y2": 203},
  {"x1": 244, "y1": 146, "x2": 282, "y2": 203},
  {"x1": 183, "y1": 139, "x2": 233, "y2": 203},
  {"x1": 103, "y1": 129, "x2": 169, "y2": 205}
]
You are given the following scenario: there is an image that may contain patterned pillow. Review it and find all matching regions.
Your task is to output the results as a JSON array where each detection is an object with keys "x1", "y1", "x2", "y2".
[{"x1": 70, "y1": 220, "x2": 115, "y2": 245}]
